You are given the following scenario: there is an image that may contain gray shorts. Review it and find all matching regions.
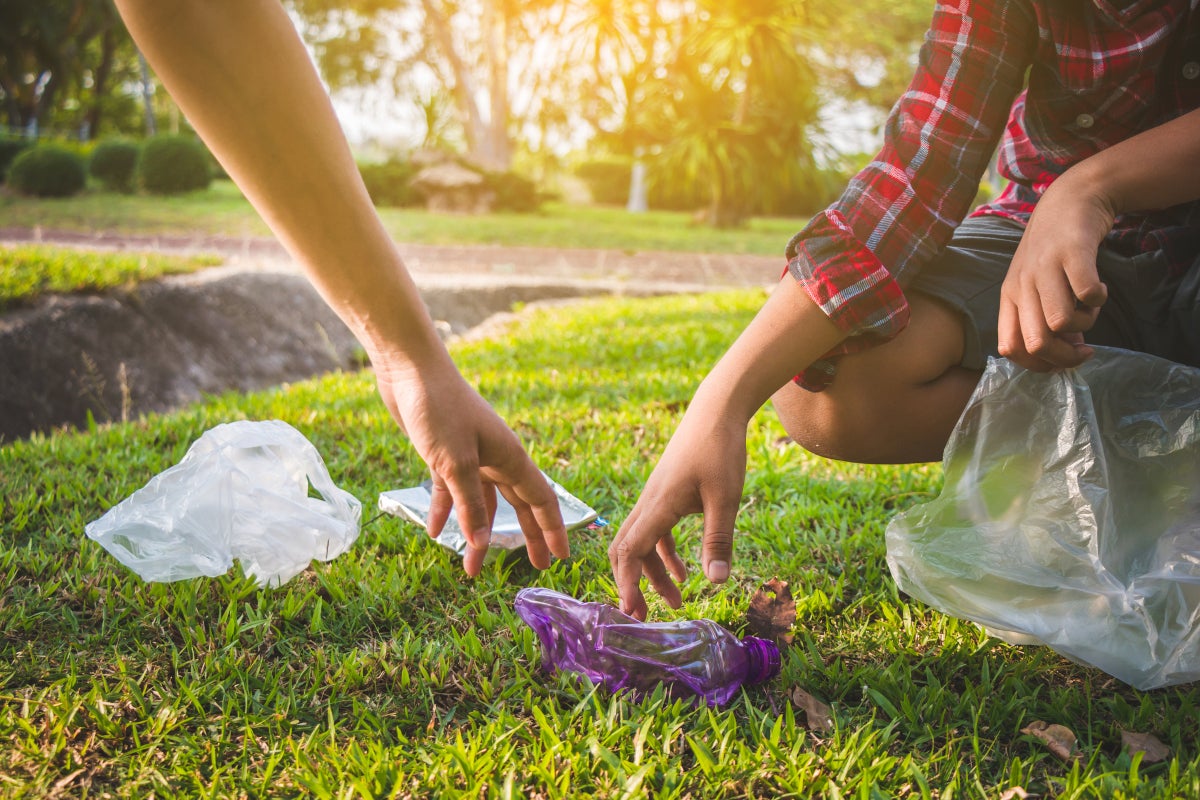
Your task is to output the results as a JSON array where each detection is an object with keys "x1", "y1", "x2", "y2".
[{"x1": 910, "y1": 215, "x2": 1200, "y2": 370}]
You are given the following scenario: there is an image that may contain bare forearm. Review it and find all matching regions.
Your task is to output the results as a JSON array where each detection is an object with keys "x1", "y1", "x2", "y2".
[
  {"x1": 1063, "y1": 107, "x2": 1200, "y2": 216},
  {"x1": 113, "y1": 0, "x2": 444, "y2": 370},
  {"x1": 694, "y1": 279, "x2": 844, "y2": 420}
]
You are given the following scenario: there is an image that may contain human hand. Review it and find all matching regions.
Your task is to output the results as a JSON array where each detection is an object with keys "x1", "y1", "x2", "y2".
[
  {"x1": 373, "y1": 356, "x2": 569, "y2": 576},
  {"x1": 998, "y1": 178, "x2": 1115, "y2": 371},
  {"x1": 608, "y1": 396, "x2": 748, "y2": 620}
]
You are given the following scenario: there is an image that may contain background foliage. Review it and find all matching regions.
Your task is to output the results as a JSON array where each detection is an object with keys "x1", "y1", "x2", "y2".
[{"x1": 1, "y1": 0, "x2": 934, "y2": 224}]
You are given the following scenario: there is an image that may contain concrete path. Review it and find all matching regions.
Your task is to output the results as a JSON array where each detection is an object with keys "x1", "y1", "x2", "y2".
[{"x1": 0, "y1": 227, "x2": 783, "y2": 290}]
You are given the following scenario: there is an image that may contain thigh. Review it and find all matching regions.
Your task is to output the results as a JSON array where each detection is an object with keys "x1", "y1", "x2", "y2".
[
  {"x1": 772, "y1": 293, "x2": 979, "y2": 464},
  {"x1": 903, "y1": 214, "x2": 1024, "y2": 371},
  {"x1": 909, "y1": 214, "x2": 1175, "y2": 366}
]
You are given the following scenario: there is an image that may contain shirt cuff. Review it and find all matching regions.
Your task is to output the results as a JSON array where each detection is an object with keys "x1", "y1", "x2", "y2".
[
  {"x1": 787, "y1": 208, "x2": 910, "y2": 341},
  {"x1": 786, "y1": 209, "x2": 911, "y2": 392}
]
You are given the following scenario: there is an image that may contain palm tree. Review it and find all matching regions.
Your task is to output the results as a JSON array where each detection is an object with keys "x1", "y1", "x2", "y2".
[{"x1": 653, "y1": 0, "x2": 819, "y2": 226}]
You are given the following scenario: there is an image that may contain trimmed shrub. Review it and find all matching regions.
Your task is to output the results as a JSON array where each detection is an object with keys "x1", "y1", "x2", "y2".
[
  {"x1": 89, "y1": 138, "x2": 141, "y2": 193},
  {"x1": 575, "y1": 158, "x2": 632, "y2": 206},
  {"x1": 482, "y1": 170, "x2": 541, "y2": 212},
  {"x1": 0, "y1": 137, "x2": 32, "y2": 183},
  {"x1": 359, "y1": 158, "x2": 423, "y2": 207},
  {"x1": 7, "y1": 144, "x2": 87, "y2": 198},
  {"x1": 138, "y1": 134, "x2": 211, "y2": 195}
]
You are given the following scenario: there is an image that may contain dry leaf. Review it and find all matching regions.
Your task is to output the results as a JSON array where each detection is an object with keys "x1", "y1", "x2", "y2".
[
  {"x1": 1021, "y1": 720, "x2": 1080, "y2": 763},
  {"x1": 746, "y1": 578, "x2": 796, "y2": 644},
  {"x1": 1121, "y1": 730, "x2": 1171, "y2": 764},
  {"x1": 998, "y1": 788, "x2": 1028, "y2": 800},
  {"x1": 789, "y1": 686, "x2": 833, "y2": 733}
]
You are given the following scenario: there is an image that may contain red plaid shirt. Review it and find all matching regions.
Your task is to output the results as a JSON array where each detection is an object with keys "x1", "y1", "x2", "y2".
[{"x1": 788, "y1": 0, "x2": 1200, "y2": 390}]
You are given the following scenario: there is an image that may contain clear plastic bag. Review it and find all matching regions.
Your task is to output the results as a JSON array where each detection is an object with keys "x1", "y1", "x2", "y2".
[
  {"x1": 86, "y1": 419, "x2": 361, "y2": 587},
  {"x1": 887, "y1": 347, "x2": 1200, "y2": 690}
]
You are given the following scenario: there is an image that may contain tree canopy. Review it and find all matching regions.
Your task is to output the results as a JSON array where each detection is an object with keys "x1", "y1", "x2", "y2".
[{"x1": 2, "y1": 0, "x2": 934, "y2": 222}]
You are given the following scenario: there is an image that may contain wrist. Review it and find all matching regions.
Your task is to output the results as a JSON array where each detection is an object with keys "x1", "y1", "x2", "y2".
[
  {"x1": 691, "y1": 371, "x2": 760, "y2": 427},
  {"x1": 1055, "y1": 157, "x2": 1121, "y2": 220},
  {"x1": 365, "y1": 330, "x2": 457, "y2": 385}
]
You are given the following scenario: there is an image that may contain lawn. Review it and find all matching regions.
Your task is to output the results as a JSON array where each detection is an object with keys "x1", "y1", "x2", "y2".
[
  {"x1": 2, "y1": 291, "x2": 1197, "y2": 798},
  {"x1": 0, "y1": 181, "x2": 803, "y2": 256},
  {"x1": 0, "y1": 245, "x2": 221, "y2": 311}
]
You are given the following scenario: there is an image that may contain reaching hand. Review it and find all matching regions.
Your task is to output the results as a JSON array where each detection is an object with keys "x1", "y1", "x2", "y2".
[
  {"x1": 374, "y1": 356, "x2": 569, "y2": 576},
  {"x1": 998, "y1": 179, "x2": 1115, "y2": 371},
  {"x1": 608, "y1": 399, "x2": 748, "y2": 620}
]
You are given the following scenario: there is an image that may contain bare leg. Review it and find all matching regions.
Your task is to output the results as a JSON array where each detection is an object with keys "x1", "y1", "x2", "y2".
[{"x1": 771, "y1": 294, "x2": 981, "y2": 464}]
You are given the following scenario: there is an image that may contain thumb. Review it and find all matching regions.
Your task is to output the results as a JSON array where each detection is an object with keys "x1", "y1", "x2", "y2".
[{"x1": 701, "y1": 503, "x2": 736, "y2": 584}]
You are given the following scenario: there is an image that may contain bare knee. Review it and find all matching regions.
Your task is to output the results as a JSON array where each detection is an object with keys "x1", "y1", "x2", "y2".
[
  {"x1": 770, "y1": 295, "x2": 979, "y2": 464},
  {"x1": 772, "y1": 380, "x2": 904, "y2": 463}
]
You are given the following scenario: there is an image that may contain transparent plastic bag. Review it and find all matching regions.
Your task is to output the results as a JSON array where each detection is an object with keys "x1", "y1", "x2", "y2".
[
  {"x1": 887, "y1": 347, "x2": 1200, "y2": 690},
  {"x1": 86, "y1": 419, "x2": 362, "y2": 587}
]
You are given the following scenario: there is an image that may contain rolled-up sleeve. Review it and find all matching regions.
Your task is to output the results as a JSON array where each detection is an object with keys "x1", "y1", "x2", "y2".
[{"x1": 786, "y1": 0, "x2": 1036, "y2": 360}]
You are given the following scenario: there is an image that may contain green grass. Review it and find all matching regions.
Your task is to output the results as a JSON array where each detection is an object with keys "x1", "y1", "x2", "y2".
[
  {"x1": 0, "y1": 181, "x2": 803, "y2": 255},
  {"x1": 3, "y1": 291, "x2": 1198, "y2": 798},
  {"x1": 0, "y1": 244, "x2": 222, "y2": 310}
]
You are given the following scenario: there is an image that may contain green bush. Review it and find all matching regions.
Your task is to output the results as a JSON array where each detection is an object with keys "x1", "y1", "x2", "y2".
[
  {"x1": 0, "y1": 137, "x2": 32, "y2": 183},
  {"x1": 575, "y1": 158, "x2": 632, "y2": 206},
  {"x1": 7, "y1": 144, "x2": 87, "y2": 198},
  {"x1": 482, "y1": 169, "x2": 542, "y2": 213},
  {"x1": 89, "y1": 138, "x2": 141, "y2": 193},
  {"x1": 358, "y1": 158, "x2": 423, "y2": 207},
  {"x1": 138, "y1": 134, "x2": 211, "y2": 195}
]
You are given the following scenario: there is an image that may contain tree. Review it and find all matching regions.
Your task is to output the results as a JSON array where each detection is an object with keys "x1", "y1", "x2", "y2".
[
  {"x1": 624, "y1": 0, "x2": 819, "y2": 226},
  {"x1": 289, "y1": 0, "x2": 567, "y2": 171},
  {"x1": 807, "y1": 0, "x2": 932, "y2": 113},
  {"x1": 0, "y1": 0, "x2": 139, "y2": 137},
  {"x1": 281, "y1": 0, "x2": 930, "y2": 219}
]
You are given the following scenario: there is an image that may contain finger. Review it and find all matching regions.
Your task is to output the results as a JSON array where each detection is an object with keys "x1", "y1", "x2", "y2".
[
  {"x1": 484, "y1": 482, "x2": 498, "y2": 532},
  {"x1": 426, "y1": 472, "x2": 453, "y2": 539},
  {"x1": 496, "y1": 483, "x2": 552, "y2": 569},
  {"x1": 1035, "y1": 266, "x2": 1094, "y2": 334},
  {"x1": 1016, "y1": 283, "x2": 1089, "y2": 369},
  {"x1": 444, "y1": 464, "x2": 492, "y2": 551},
  {"x1": 609, "y1": 507, "x2": 649, "y2": 620},
  {"x1": 700, "y1": 497, "x2": 737, "y2": 585},
  {"x1": 998, "y1": 294, "x2": 1054, "y2": 372},
  {"x1": 643, "y1": 534, "x2": 683, "y2": 609},
  {"x1": 612, "y1": 507, "x2": 685, "y2": 619},
  {"x1": 462, "y1": 540, "x2": 488, "y2": 577},
  {"x1": 640, "y1": 554, "x2": 682, "y2": 610},
  {"x1": 656, "y1": 533, "x2": 687, "y2": 583},
  {"x1": 496, "y1": 463, "x2": 569, "y2": 562},
  {"x1": 1062, "y1": 256, "x2": 1108, "y2": 309}
]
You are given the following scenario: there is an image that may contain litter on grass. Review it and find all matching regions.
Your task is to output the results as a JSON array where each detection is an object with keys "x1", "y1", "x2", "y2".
[
  {"x1": 379, "y1": 472, "x2": 599, "y2": 557},
  {"x1": 86, "y1": 419, "x2": 362, "y2": 587}
]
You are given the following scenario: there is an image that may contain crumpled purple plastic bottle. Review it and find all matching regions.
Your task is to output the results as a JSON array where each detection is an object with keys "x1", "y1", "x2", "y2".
[{"x1": 515, "y1": 587, "x2": 781, "y2": 706}]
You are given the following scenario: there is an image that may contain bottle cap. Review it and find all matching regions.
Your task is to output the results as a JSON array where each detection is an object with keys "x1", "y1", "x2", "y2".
[{"x1": 741, "y1": 636, "x2": 782, "y2": 684}]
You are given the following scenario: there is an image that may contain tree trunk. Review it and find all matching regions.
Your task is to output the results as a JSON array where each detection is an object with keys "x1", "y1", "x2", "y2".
[
  {"x1": 138, "y1": 50, "x2": 156, "y2": 136},
  {"x1": 421, "y1": 0, "x2": 491, "y2": 166},
  {"x1": 86, "y1": 27, "x2": 117, "y2": 139},
  {"x1": 626, "y1": 153, "x2": 648, "y2": 212},
  {"x1": 481, "y1": 0, "x2": 511, "y2": 171}
]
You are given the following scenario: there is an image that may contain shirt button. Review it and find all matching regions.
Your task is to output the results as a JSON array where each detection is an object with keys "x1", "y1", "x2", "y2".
[
  {"x1": 1183, "y1": 61, "x2": 1200, "y2": 80},
  {"x1": 1075, "y1": 113, "x2": 1095, "y2": 128}
]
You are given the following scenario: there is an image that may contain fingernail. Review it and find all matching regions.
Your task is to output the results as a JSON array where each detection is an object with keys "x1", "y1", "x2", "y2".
[{"x1": 707, "y1": 560, "x2": 729, "y2": 583}]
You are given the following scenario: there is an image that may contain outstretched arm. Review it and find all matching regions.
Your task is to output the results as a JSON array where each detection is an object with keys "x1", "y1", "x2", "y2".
[
  {"x1": 113, "y1": 0, "x2": 568, "y2": 574},
  {"x1": 999, "y1": 107, "x2": 1200, "y2": 371}
]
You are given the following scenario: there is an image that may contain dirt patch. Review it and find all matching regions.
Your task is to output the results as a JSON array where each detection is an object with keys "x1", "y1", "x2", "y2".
[{"x1": 1, "y1": 231, "x2": 779, "y2": 441}]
